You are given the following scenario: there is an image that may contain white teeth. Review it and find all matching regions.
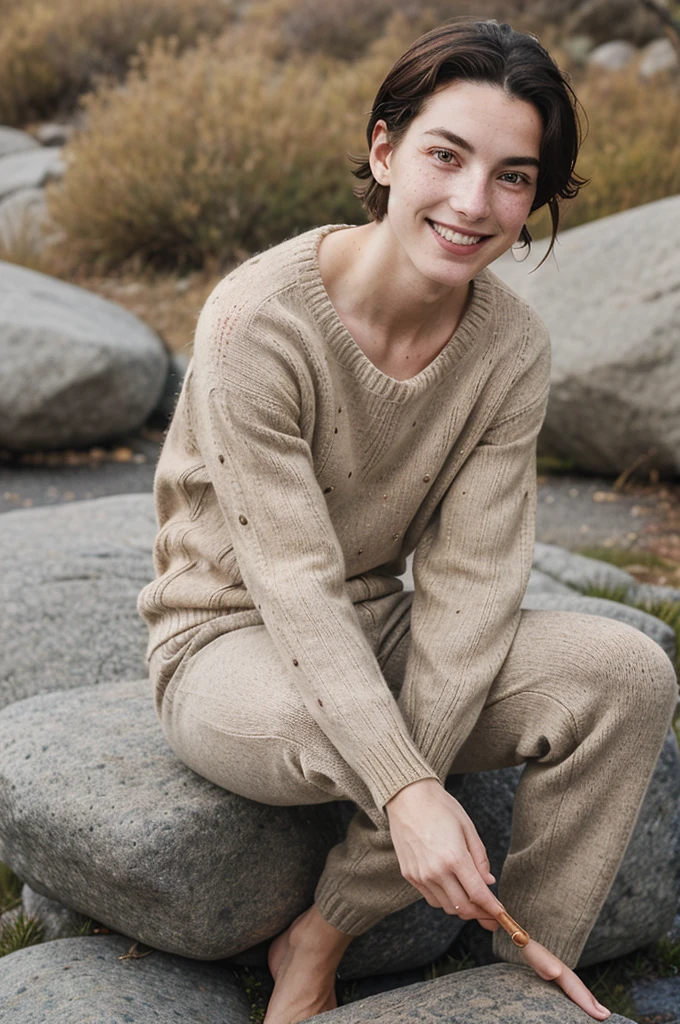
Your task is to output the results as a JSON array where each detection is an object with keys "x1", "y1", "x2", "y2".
[{"x1": 430, "y1": 221, "x2": 483, "y2": 245}]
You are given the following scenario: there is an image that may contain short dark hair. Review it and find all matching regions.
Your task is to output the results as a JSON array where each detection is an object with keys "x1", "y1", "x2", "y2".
[{"x1": 350, "y1": 18, "x2": 588, "y2": 265}]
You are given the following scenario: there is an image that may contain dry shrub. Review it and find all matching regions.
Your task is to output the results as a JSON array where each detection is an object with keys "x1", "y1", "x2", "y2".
[
  {"x1": 244, "y1": 0, "x2": 535, "y2": 61},
  {"x1": 0, "y1": 0, "x2": 235, "y2": 126},
  {"x1": 45, "y1": 10, "x2": 680, "y2": 274},
  {"x1": 46, "y1": 31, "x2": 392, "y2": 273},
  {"x1": 528, "y1": 62, "x2": 680, "y2": 239}
]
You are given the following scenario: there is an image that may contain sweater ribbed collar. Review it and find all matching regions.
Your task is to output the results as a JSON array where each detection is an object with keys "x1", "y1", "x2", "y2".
[{"x1": 296, "y1": 222, "x2": 496, "y2": 402}]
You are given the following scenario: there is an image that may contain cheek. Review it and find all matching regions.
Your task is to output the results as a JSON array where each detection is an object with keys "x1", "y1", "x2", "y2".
[{"x1": 496, "y1": 191, "x2": 534, "y2": 228}]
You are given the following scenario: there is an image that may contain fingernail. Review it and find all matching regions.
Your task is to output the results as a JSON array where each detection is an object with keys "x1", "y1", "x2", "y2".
[{"x1": 596, "y1": 1003, "x2": 610, "y2": 1015}]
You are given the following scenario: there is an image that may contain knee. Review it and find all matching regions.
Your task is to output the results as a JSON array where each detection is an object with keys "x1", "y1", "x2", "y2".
[{"x1": 582, "y1": 616, "x2": 678, "y2": 727}]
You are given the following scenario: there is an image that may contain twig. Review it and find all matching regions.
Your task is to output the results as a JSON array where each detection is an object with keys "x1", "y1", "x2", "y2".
[
  {"x1": 613, "y1": 448, "x2": 658, "y2": 491},
  {"x1": 117, "y1": 941, "x2": 154, "y2": 960},
  {"x1": 639, "y1": 0, "x2": 680, "y2": 51}
]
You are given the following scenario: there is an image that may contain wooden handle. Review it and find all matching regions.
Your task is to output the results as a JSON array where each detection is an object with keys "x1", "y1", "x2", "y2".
[{"x1": 497, "y1": 909, "x2": 530, "y2": 948}]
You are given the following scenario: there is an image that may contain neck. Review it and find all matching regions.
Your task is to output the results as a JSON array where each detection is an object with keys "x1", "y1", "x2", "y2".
[{"x1": 319, "y1": 219, "x2": 471, "y2": 347}]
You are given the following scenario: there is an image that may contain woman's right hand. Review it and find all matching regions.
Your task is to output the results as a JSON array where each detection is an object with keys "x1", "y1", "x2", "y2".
[
  {"x1": 385, "y1": 778, "x2": 611, "y2": 1021},
  {"x1": 385, "y1": 777, "x2": 503, "y2": 930}
]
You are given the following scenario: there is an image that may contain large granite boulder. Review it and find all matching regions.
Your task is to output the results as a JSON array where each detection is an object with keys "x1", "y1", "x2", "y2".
[
  {"x1": 491, "y1": 196, "x2": 680, "y2": 476},
  {"x1": 0, "y1": 146, "x2": 64, "y2": 201},
  {"x1": 0, "y1": 260, "x2": 168, "y2": 451},
  {"x1": 0, "y1": 494, "x2": 155, "y2": 709},
  {"x1": 639, "y1": 37, "x2": 679, "y2": 79},
  {"x1": 315, "y1": 962, "x2": 634, "y2": 1023},
  {"x1": 587, "y1": 39, "x2": 637, "y2": 70},
  {"x1": 0, "y1": 934, "x2": 251, "y2": 1023},
  {"x1": 0, "y1": 673, "x2": 677, "y2": 979},
  {"x1": 0, "y1": 126, "x2": 40, "y2": 159},
  {"x1": 0, "y1": 679, "x2": 464, "y2": 977}
]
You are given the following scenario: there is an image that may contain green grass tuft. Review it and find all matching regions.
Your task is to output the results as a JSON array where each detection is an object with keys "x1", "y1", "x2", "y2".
[
  {"x1": 576, "y1": 547, "x2": 673, "y2": 572},
  {"x1": 536, "y1": 454, "x2": 579, "y2": 475},
  {"x1": 0, "y1": 862, "x2": 22, "y2": 915},
  {"x1": 0, "y1": 911, "x2": 44, "y2": 957}
]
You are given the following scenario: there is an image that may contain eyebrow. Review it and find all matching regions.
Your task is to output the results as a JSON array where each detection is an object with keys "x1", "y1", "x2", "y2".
[{"x1": 423, "y1": 128, "x2": 540, "y2": 169}]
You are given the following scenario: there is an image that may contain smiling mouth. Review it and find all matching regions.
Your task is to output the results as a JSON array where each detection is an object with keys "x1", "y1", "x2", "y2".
[{"x1": 426, "y1": 219, "x2": 492, "y2": 246}]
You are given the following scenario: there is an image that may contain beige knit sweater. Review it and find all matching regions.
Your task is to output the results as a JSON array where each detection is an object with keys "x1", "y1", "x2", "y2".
[{"x1": 137, "y1": 223, "x2": 551, "y2": 813}]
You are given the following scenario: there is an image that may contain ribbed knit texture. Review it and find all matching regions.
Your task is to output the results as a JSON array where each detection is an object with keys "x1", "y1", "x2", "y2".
[{"x1": 137, "y1": 222, "x2": 551, "y2": 814}]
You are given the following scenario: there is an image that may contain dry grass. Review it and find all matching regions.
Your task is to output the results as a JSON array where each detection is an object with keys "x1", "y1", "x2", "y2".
[
  {"x1": 44, "y1": 29, "x2": 386, "y2": 273},
  {"x1": 0, "y1": 0, "x2": 235, "y2": 126}
]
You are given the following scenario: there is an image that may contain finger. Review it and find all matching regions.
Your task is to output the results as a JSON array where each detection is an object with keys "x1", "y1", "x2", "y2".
[
  {"x1": 453, "y1": 852, "x2": 505, "y2": 920},
  {"x1": 521, "y1": 940, "x2": 610, "y2": 1020},
  {"x1": 428, "y1": 878, "x2": 467, "y2": 916},
  {"x1": 475, "y1": 912, "x2": 500, "y2": 932},
  {"x1": 460, "y1": 818, "x2": 495, "y2": 881}
]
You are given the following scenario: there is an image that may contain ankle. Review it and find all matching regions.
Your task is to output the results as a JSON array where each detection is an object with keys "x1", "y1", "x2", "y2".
[{"x1": 288, "y1": 904, "x2": 354, "y2": 960}]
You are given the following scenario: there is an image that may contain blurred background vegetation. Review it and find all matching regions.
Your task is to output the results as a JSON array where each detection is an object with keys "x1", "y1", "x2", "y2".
[{"x1": 0, "y1": 0, "x2": 679, "y2": 293}]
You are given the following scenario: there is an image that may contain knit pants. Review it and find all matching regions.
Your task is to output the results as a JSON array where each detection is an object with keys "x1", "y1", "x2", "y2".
[{"x1": 149, "y1": 591, "x2": 678, "y2": 969}]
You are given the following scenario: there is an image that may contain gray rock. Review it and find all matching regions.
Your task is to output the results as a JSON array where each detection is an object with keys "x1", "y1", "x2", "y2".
[
  {"x1": 0, "y1": 260, "x2": 168, "y2": 450},
  {"x1": 631, "y1": 975, "x2": 680, "y2": 1022},
  {"x1": 639, "y1": 37, "x2": 679, "y2": 80},
  {"x1": 587, "y1": 39, "x2": 637, "y2": 70},
  {"x1": 33, "y1": 123, "x2": 75, "y2": 147},
  {"x1": 448, "y1": 730, "x2": 680, "y2": 969},
  {"x1": 152, "y1": 350, "x2": 190, "y2": 423},
  {"x1": 491, "y1": 196, "x2": 680, "y2": 477},
  {"x1": 22, "y1": 884, "x2": 89, "y2": 940},
  {"x1": 318, "y1": 962, "x2": 634, "y2": 1022},
  {"x1": 533, "y1": 541, "x2": 639, "y2": 594},
  {"x1": 0, "y1": 126, "x2": 40, "y2": 159},
  {"x1": 0, "y1": 494, "x2": 156, "y2": 709},
  {"x1": 0, "y1": 934, "x2": 252, "y2": 1023},
  {"x1": 524, "y1": 568, "x2": 574, "y2": 596},
  {"x1": 520, "y1": 590, "x2": 677, "y2": 665},
  {"x1": 0, "y1": 187, "x2": 51, "y2": 254},
  {"x1": 0, "y1": 147, "x2": 64, "y2": 202},
  {"x1": 0, "y1": 679, "x2": 462, "y2": 976}
]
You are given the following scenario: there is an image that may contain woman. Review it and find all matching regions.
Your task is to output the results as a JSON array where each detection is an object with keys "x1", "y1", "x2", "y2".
[{"x1": 137, "y1": 18, "x2": 678, "y2": 1024}]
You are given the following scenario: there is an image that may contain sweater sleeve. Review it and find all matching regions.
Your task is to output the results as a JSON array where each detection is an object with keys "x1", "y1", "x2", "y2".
[
  {"x1": 395, "y1": 323, "x2": 551, "y2": 782},
  {"x1": 190, "y1": 297, "x2": 440, "y2": 814}
]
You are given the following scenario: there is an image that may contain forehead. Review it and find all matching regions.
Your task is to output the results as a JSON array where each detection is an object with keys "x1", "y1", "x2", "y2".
[{"x1": 411, "y1": 80, "x2": 543, "y2": 152}]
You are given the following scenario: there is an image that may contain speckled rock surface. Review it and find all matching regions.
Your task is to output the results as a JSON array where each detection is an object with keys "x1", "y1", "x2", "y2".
[
  {"x1": 313, "y1": 962, "x2": 634, "y2": 1022},
  {"x1": 0, "y1": 495, "x2": 156, "y2": 709},
  {"x1": 491, "y1": 196, "x2": 680, "y2": 476},
  {"x1": 447, "y1": 729, "x2": 680, "y2": 968},
  {"x1": 631, "y1": 974, "x2": 680, "y2": 1022},
  {"x1": 0, "y1": 679, "x2": 463, "y2": 977},
  {"x1": 0, "y1": 934, "x2": 251, "y2": 1022},
  {"x1": 0, "y1": 259, "x2": 168, "y2": 451}
]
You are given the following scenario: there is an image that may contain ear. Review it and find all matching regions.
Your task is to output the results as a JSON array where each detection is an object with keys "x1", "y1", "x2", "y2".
[{"x1": 368, "y1": 119, "x2": 393, "y2": 187}]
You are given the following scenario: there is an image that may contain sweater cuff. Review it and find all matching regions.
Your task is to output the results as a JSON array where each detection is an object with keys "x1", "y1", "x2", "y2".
[{"x1": 354, "y1": 737, "x2": 442, "y2": 814}]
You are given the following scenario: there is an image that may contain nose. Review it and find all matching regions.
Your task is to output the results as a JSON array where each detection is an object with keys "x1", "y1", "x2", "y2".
[{"x1": 449, "y1": 168, "x2": 491, "y2": 224}]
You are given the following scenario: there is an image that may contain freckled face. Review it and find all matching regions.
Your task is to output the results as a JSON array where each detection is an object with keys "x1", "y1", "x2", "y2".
[{"x1": 369, "y1": 80, "x2": 543, "y2": 289}]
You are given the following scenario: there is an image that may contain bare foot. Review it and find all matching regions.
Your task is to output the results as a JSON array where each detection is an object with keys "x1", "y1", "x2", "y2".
[
  {"x1": 264, "y1": 906, "x2": 353, "y2": 1024},
  {"x1": 520, "y1": 938, "x2": 610, "y2": 1020}
]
